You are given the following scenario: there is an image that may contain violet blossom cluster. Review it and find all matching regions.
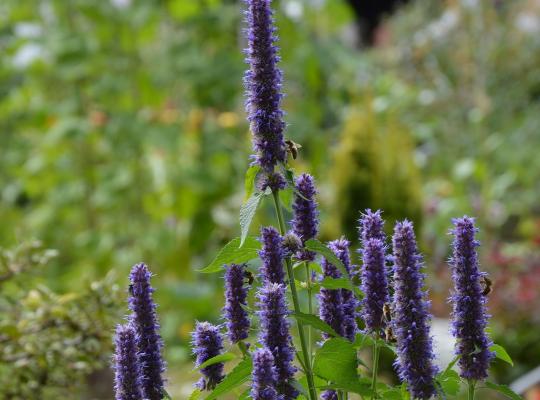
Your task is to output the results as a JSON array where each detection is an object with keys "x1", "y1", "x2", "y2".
[
  {"x1": 244, "y1": 0, "x2": 287, "y2": 172},
  {"x1": 391, "y1": 221, "x2": 438, "y2": 399},
  {"x1": 128, "y1": 263, "x2": 166, "y2": 400},
  {"x1": 113, "y1": 324, "x2": 143, "y2": 400},
  {"x1": 291, "y1": 173, "x2": 319, "y2": 261},
  {"x1": 449, "y1": 217, "x2": 494, "y2": 381},
  {"x1": 259, "y1": 226, "x2": 286, "y2": 284},
  {"x1": 191, "y1": 322, "x2": 226, "y2": 391},
  {"x1": 223, "y1": 263, "x2": 251, "y2": 344},
  {"x1": 251, "y1": 347, "x2": 282, "y2": 400}
]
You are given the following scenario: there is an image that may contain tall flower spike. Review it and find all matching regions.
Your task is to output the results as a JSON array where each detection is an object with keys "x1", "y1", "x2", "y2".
[
  {"x1": 360, "y1": 238, "x2": 390, "y2": 334},
  {"x1": 223, "y1": 263, "x2": 251, "y2": 344},
  {"x1": 331, "y1": 238, "x2": 357, "y2": 341},
  {"x1": 113, "y1": 324, "x2": 143, "y2": 400},
  {"x1": 259, "y1": 226, "x2": 286, "y2": 284},
  {"x1": 129, "y1": 263, "x2": 166, "y2": 400},
  {"x1": 251, "y1": 347, "x2": 282, "y2": 400},
  {"x1": 192, "y1": 322, "x2": 225, "y2": 391},
  {"x1": 392, "y1": 221, "x2": 437, "y2": 399},
  {"x1": 359, "y1": 209, "x2": 386, "y2": 244},
  {"x1": 244, "y1": 0, "x2": 287, "y2": 172},
  {"x1": 291, "y1": 173, "x2": 319, "y2": 261},
  {"x1": 257, "y1": 283, "x2": 298, "y2": 399},
  {"x1": 449, "y1": 216, "x2": 494, "y2": 381}
]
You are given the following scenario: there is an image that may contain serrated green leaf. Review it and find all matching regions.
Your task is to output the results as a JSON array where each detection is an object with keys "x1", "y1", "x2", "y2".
[
  {"x1": 292, "y1": 312, "x2": 338, "y2": 337},
  {"x1": 205, "y1": 358, "x2": 253, "y2": 400},
  {"x1": 319, "y1": 277, "x2": 353, "y2": 290},
  {"x1": 313, "y1": 338, "x2": 370, "y2": 395},
  {"x1": 491, "y1": 343, "x2": 514, "y2": 366},
  {"x1": 199, "y1": 237, "x2": 261, "y2": 273},
  {"x1": 240, "y1": 192, "x2": 265, "y2": 246},
  {"x1": 436, "y1": 369, "x2": 460, "y2": 395},
  {"x1": 380, "y1": 387, "x2": 402, "y2": 400},
  {"x1": 196, "y1": 352, "x2": 236, "y2": 370},
  {"x1": 484, "y1": 382, "x2": 523, "y2": 400},
  {"x1": 305, "y1": 239, "x2": 350, "y2": 278},
  {"x1": 244, "y1": 165, "x2": 261, "y2": 201}
]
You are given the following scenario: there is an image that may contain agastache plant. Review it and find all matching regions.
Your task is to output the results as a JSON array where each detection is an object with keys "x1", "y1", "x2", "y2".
[
  {"x1": 113, "y1": 324, "x2": 143, "y2": 400},
  {"x1": 449, "y1": 217, "x2": 494, "y2": 397},
  {"x1": 392, "y1": 221, "x2": 438, "y2": 399},
  {"x1": 128, "y1": 263, "x2": 166, "y2": 400},
  {"x1": 111, "y1": 1, "x2": 517, "y2": 399}
]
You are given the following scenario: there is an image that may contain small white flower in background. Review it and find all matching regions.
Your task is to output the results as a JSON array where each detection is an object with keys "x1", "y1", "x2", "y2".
[
  {"x1": 283, "y1": 0, "x2": 303, "y2": 21},
  {"x1": 515, "y1": 12, "x2": 540, "y2": 34},
  {"x1": 111, "y1": 0, "x2": 131, "y2": 9}
]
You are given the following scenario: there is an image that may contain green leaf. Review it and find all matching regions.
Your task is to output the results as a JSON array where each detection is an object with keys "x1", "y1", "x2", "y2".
[
  {"x1": 243, "y1": 165, "x2": 260, "y2": 201},
  {"x1": 313, "y1": 338, "x2": 370, "y2": 395},
  {"x1": 484, "y1": 382, "x2": 523, "y2": 400},
  {"x1": 305, "y1": 239, "x2": 349, "y2": 278},
  {"x1": 199, "y1": 237, "x2": 261, "y2": 273},
  {"x1": 240, "y1": 192, "x2": 265, "y2": 246},
  {"x1": 319, "y1": 277, "x2": 353, "y2": 290},
  {"x1": 196, "y1": 352, "x2": 236, "y2": 370},
  {"x1": 205, "y1": 358, "x2": 253, "y2": 400},
  {"x1": 188, "y1": 389, "x2": 201, "y2": 400},
  {"x1": 400, "y1": 382, "x2": 410, "y2": 400},
  {"x1": 491, "y1": 343, "x2": 514, "y2": 366},
  {"x1": 436, "y1": 369, "x2": 460, "y2": 396},
  {"x1": 292, "y1": 312, "x2": 338, "y2": 337},
  {"x1": 380, "y1": 387, "x2": 402, "y2": 400},
  {"x1": 164, "y1": 389, "x2": 174, "y2": 399}
]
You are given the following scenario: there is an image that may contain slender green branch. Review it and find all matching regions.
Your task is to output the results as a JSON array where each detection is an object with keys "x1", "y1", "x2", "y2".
[
  {"x1": 238, "y1": 341, "x2": 249, "y2": 359},
  {"x1": 304, "y1": 261, "x2": 313, "y2": 366},
  {"x1": 272, "y1": 191, "x2": 317, "y2": 400},
  {"x1": 371, "y1": 336, "x2": 381, "y2": 399},
  {"x1": 467, "y1": 380, "x2": 476, "y2": 400}
]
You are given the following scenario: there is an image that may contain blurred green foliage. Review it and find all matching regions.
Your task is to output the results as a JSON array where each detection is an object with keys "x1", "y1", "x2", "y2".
[{"x1": 0, "y1": 241, "x2": 121, "y2": 399}]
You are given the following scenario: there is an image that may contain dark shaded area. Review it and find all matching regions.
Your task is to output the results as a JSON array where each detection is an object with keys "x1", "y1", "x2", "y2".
[{"x1": 345, "y1": 0, "x2": 411, "y2": 45}]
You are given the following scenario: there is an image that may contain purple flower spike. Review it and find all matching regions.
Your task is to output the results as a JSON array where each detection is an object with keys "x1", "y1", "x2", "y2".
[
  {"x1": 244, "y1": 0, "x2": 287, "y2": 172},
  {"x1": 128, "y1": 263, "x2": 166, "y2": 400},
  {"x1": 359, "y1": 209, "x2": 386, "y2": 244},
  {"x1": 224, "y1": 264, "x2": 251, "y2": 344},
  {"x1": 251, "y1": 347, "x2": 283, "y2": 400},
  {"x1": 192, "y1": 322, "x2": 225, "y2": 391},
  {"x1": 360, "y1": 238, "x2": 390, "y2": 334},
  {"x1": 321, "y1": 390, "x2": 339, "y2": 400},
  {"x1": 449, "y1": 216, "x2": 494, "y2": 381},
  {"x1": 257, "y1": 283, "x2": 298, "y2": 399},
  {"x1": 291, "y1": 174, "x2": 319, "y2": 261},
  {"x1": 332, "y1": 238, "x2": 357, "y2": 341},
  {"x1": 113, "y1": 324, "x2": 143, "y2": 400},
  {"x1": 392, "y1": 221, "x2": 438, "y2": 399},
  {"x1": 259, "y1": 227, "x2": 286, "y2": 285},
  {"x1": 258, "y1": 171, "x2": 287, "y2": 193}
]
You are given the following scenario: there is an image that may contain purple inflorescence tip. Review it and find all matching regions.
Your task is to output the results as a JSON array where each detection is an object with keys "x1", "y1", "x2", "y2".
[
  {"x1": 392, "y1": 221, "x2": 438, "y2": 399},
  {"x1": 113, "y1": 324, "x2": 143, "y2": 400},
  {"x1": 258, "y1": 171, "x2": 287, "y2": 193},
  {"x1": 291, "y1": 173, "x2": 319, "y2": 261},
  {"x1": 243, "y1": 0, "x2": 287, "y2": 172},
  {"x1": 192, "y1": 322, "x2": 226, "y2": 391},
  {"x1": 318, "y1": 238, "x2": 357, "y2": 342},
  {"x1": 259, "y1": 226, "x2": 286, "y2": 285},
  {"x1": 321, "y1": 390, "x2": 339, "y2": 400},
  {"x1": 128, "y1": 263, "x2": 166, "y2": 400},
  {"x1": 223, "y1": 263, "x2": 251, "y2": 344},
  {"x1": 251, "y1": 347, "x2": 283, "y2": 400},
  {"x1": 449, "y1": 216, "x2": 494, "y2": 381},
  {"x1": 256, "y1": 283, "x2": 298, "y2": 399},
  {"x1": 358, "y1": 209, "x2": 386, "y2": 244},
  {"x1": 360, "y1": 238, "x2": 390, "y2": 334}
]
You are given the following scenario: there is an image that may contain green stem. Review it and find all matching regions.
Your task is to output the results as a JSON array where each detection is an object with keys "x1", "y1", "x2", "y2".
[
  {"x1": 305, "y1": 261, "x2": 313, "y2": 366},
  {"x1": 272, "y1": 191, "x2": 318, "y2": 400},
  {"x1": 371, "y1": 337, "x2": 381, "y2": 399},
  {"x1": 238, "y1": 341, "x2": 249, "y2": 359},
  {"x1": 468, "y1": 380, "x2": 476, "y2": 400}
]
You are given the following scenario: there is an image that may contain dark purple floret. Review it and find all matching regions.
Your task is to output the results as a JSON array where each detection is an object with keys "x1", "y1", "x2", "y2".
[
  {"x1": 358, "y1": 209, "x2": 386, "y2": 244},
  {"x1": 449, "y1": 216, "x2": 494, "y2": 381},
  {"x1": 128, "y1": 263, "x2": 166, "y2": 400},
  {"x1": 258, "y1": 171, "x2": 287, "y2": 193},
  {"x1": 244, "y1": 0, "x2": 287, "y2": 172},
  {"x1": 360, "y1": 238, "x2": 390, "y2": 334},
  {"x1": 321, "y1": 390, "x2": 339, "y2": 400},
  {"x1": 330, "y1": 238, "x2": 358, "y2": 341},
  {"x1": 191, "y1": 322, "x2": 225, "y2": 391},
  {"x1": 113, "y1": 324, "x2": 143, "y2": 400},
  {"x1": 291, "y1": 174, "x2": 319, "y2": 261},
  {"x1": 251, "y1": 347, "x2": 283, "y2": 400},
  {"x1": 259, "y1": 226, "x2": 286, "y2": 285},
  {"x1": 256, "y1": 283, "x2": 298, "y2": 399},
  {"x1": 392, "y1": 221, "x2": 438, "y2": 399},
  {"x1": 223, "y1": 263, "x2": 251, "y2": 344}
]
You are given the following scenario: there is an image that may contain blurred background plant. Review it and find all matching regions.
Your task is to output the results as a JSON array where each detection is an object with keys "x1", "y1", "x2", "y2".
[{"x1": 0, "y1": 0, "x2": 539, "y2": 398}]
